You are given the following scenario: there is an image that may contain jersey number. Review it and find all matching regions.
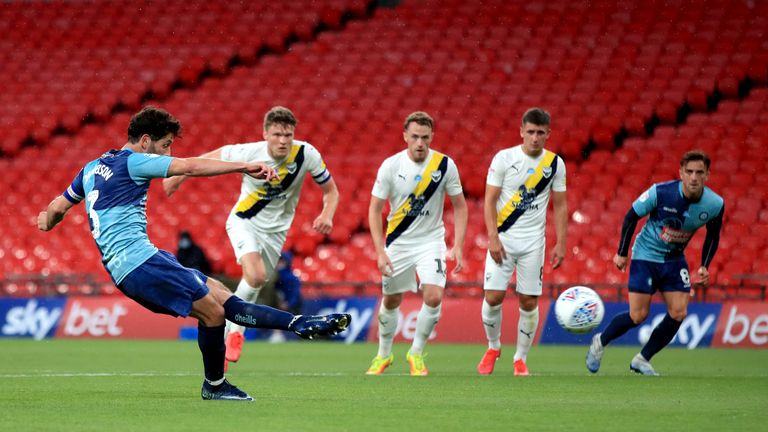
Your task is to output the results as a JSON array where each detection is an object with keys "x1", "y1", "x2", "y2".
[
  {"x1": 435, "y1": 259, "x2": 446, "y2": 275},
  {"x1": 87, "y1": 190, "x2": 101, "y2": 239},
  {"x1": 680, "y1": 269, "x2": 691, "y2": 287}
]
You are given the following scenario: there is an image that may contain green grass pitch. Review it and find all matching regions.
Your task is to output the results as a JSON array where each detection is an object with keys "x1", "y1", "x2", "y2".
[{"x1": 1, "y1": 340, "x2": 766, "y2": 431}]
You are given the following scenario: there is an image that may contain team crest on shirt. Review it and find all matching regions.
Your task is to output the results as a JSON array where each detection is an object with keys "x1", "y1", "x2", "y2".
[
  {"x1": 542, "y1": 166, "x2": 552, "y2": 178},
  {"x1": 286, "y1": 162, "x2": 298, "y2": 174},
  {"x1": 431, "y1": 170, "x2": 442, "y2": 183},
  {"x1": 699, "y1": 212, "x2": 709, "y2": 220}
]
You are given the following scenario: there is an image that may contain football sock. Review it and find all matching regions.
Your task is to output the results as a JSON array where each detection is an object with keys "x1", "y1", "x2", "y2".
[
  {"x1": 376, "y1": 304, "x2": 399, "y2": 358},
  {"x1": 482, "y1": 299, "x2": 503, "y2": 350},
  {"x1": 410, "y1": 303, "x2": 441, "y2": 355},
  {"x1": 640, "y1": 313, "x2": 682, "y2": 361},
  {"x1": 226, "y1": 280, "x2": 263, "y2": 336},
  {"x1": 223, "y1": 296, "x2": 293, "y2": 330},
  {"x1": 513, "y1": 307, "x2": 538, "y2": 362},
  {"x1": 197, "y1": 323, "x2": 225, "y2": 382},
  {"x1": 600, "y1": 312, "x2": 638, "y2": 346}
]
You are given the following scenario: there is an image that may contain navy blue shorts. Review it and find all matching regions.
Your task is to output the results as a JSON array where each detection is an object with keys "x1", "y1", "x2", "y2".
[
  {"x1": 628, "y1": 259, "x2": 691, "y2": 295},
  {"x1": 118, "y1": 250, "x2": 209, "y2": 317}
]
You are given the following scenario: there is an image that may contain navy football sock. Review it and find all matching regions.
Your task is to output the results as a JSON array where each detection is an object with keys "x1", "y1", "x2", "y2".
[
  {"x1": 197, "y1": 323, "x2": 225, "y2": 382},
  {"x1": 223, "y1": 296, "x2": 294, "y2": 330},
  {"x1": 641, "y1": 313, "x2": 682, "y2": 361},
  {"x1": 600, "y1": 312, "x2": 639, "y2": 346}
]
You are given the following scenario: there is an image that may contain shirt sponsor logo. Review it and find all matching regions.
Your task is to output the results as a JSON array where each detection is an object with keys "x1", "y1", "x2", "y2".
[{"x1": 660, "y1": 226, "x2": 693, "y2": 243}]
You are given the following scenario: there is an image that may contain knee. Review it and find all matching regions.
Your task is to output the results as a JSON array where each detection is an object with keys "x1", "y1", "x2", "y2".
[
  {"x1": 198, "y1": 301, "x2": 226, "y2": 327},
  {"x1": 382, "y1": 294, "x2": 402, "y2": 310},
  {"x1": 243, "y1": 269, "x2": 267, "y2": 288},
  {"x1": 668, "y1": 308, "x2": 687, "y2": 322},
  {"x1": 629, "y1": 309, "x2": 649, "y2": 324},
  {"x1": 484, "y1": 291, "x2": 505, "y2": 307},
  {"x1": 423, "y1": 292, "x2": 442, "y2": 308},
  {"x1": 518, "y1": 295, "x2": 538, "y2": 311}
]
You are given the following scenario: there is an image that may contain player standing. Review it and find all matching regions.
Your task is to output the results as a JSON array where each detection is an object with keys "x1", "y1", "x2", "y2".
[
  {"x1": 164, "y1": 106, "x2": 339, "y2": 367},
  {"x1": 366, "y1": 111, "x2": 468, "y2": 376},
  {"x1": 38, "y1": 107, "x2": 349, "y2": 400},
  {"x1": 586, "y1": 150, "x2": 724, "y2": 375},
  {"x1": 477, "y1": 108, "x2": 568, "y2": 376}
]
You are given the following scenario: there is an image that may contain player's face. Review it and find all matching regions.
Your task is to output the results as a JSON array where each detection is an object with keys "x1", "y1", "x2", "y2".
[
  {"x1": 145, "y1": 133, "x2": 174, "y2": 156},
  {"x1": 264, "y1": 123, "x2": 295, "y2": 159},
  {"x1": 404, "y1": 122, "x2": 433, "y2": 163},
  {"x1": 520, "y1": 123, "x2": 550, "y2": 157},
  {"x1": 680, "y1": 160, "x2": 709, "y2": 199}
]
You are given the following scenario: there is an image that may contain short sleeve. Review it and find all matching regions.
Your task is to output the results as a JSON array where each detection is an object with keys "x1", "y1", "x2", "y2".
[
  {"x1": 444, "y1": 158, "x2": 463, "y2": 196},
  {"x1": 486, "y1": 152, "x2": 505, "y2": 187},
  {"x1": 221, "y1": 144, "x2": 255, "y2": 162},
  {"x1": 552, "y1": 156, "x2": 566, "y2": 192},
  {"x1": 304, "y1": 144, "x2": 331, "y2": 185},
  {"x1": 632, "y1": 184, "x2": 658, "y2": 217},
  {"x1": 371, "y1": 159, "x2": 391, "y2": 199},
  {"x1": 127, "y1": 153, "x2": 173, "y2": 182},
  {"x1": 63, "y1": 168, "x2": 85, "y2": 204}
]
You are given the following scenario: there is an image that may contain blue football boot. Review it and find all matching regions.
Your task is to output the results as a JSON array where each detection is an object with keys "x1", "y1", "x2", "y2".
[
  {"x1": 288, "y1": 313, "x2": 351, "y2": 339},
  {"x1": 201, "y1": 379, "x2": 254, "y2": 401}
]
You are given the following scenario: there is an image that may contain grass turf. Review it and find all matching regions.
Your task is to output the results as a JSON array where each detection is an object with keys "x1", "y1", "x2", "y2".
[{"x1": 1, "y1": 340, "x2": 766, "y2": 431}]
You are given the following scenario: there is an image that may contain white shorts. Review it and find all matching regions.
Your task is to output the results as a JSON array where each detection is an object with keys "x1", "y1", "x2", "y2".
[
  {"x1": 226, "y1": 214, "x2": 287, "y2": 277},
  {"x1": 382, "y1": 241, "x2": 447, "y2": 295},
  {"x1": 483, "y1": 236, "x2": 545, "y2": 296}
]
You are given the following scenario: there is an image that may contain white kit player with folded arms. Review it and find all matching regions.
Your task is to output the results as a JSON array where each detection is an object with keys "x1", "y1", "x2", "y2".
[
  {"x1": 163, "y1": 106, "x2": 339, "y2": 366},
  {"x1": 477, "y1": 107, "x2": 568, "y2": 376},
  {"x1": 366, "y1": 111, "x2": 468, "y2": 376}
]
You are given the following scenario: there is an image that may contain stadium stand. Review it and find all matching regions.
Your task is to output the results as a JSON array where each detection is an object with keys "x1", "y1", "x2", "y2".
[{"x1": 1, "y1": 0, "x2": 766, "y2": 301}]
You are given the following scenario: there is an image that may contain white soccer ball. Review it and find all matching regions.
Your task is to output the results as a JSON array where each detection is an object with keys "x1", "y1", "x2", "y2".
[{"x1": 555, "y1": 286, "x2": 605, "y2": 334}]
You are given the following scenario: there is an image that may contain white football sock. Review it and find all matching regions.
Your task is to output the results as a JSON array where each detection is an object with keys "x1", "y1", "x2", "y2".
[
  {"x1": 482, "y1": 299, "x2": 503, "y2": 350},
  {"x1": 410, "y1": 303, "x2": 442, "y2": 355},
  {"x1": 514, "y1": 307, "x2": 539, "y2": 362},
  {"x1": 376, "y1": 304, "x2": 399, "y2": 358},
  {"x1": 225, "y1": 279, "x2": 262, "y2": 337}
]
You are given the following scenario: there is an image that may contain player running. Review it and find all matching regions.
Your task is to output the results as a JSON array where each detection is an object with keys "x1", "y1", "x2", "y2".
[{"x1": 586, "y1": 150, "x2": 723, "y2": 376}]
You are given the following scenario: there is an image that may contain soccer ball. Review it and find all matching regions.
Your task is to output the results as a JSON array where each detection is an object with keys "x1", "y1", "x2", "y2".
[{"x1": 555, "y1": 286, "x2": 605, "y2": 334}]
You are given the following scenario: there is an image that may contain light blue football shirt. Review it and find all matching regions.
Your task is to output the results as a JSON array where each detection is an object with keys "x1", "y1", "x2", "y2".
[{"x1": 63, "y1": 149, "x2": 173, "y2": 283}]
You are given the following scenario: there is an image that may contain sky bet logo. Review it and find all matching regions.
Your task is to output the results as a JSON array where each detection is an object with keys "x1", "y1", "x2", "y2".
[{"x1": 1, "y1": 299, "x2": 64, "y2": 340}]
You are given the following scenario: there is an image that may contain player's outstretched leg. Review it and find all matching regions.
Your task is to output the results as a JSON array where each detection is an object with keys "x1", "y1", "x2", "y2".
[
  {"x1": 201, "y1": 379, "x2": 254, "y2": 401},
  {"x1": 288, "y1": 313, "x2": 351, "y2": 339},
  {"x1": 630, "y1": 353, "x2": 659, "y2": 376},
  {"x1": 585, "y1": 332, "x2": 604, "y2": 373}
]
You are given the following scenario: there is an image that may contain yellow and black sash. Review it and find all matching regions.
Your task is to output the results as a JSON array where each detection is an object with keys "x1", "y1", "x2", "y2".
[
  {"x1": 385, "y1": 152, "x2": 448, "y2": 246},
  {"x1": 497, "y1": 151, "x2": 558, "y2": 233},
  {"x1": 235, "y1": 144, "x2": 305, "y2": 219}
]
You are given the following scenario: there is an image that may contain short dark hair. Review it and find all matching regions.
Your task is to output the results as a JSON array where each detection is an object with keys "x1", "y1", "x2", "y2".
[
  {"x1": 127, "y1": 106, "x2": 181, "y2": 143},
  {"x1": 521, "y1": 107, "x2": 550, "y2": 127},
  {"x1": 403, "y1": 111, "x2": 434, "y2": 131},
  {"x1": 264, "y1": 106, "x2": 298, "y2": 131},
  {"x1": 680, "y1": 150, "x2": 711, "y2": 169}
]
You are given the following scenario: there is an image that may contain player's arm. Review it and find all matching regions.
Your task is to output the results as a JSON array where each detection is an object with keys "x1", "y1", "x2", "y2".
[
  {"x1": 613, "y1": 207, "x2": 642, "y2": 271},
  {"x1": 696, "y1": 204, "x2": 725, "y2": 286},
  {"x1": 368, "y1": 196, "x2": 393, "y2": 276},
  {"x1": 447, "y1": 192, "x2": 468, "y2": 273},
  {"x1": 484, "y1": 184, "x2": 506, "y2": 264},
  {"x1": 550, "y1": 190, "x2": 568, "y2": 269},
  {"x1": 38, "y1": 195, "x2": 76, "y2": 231},
  {"x1": 163, "y1": 147, "x2": 225, "y2": 196},
  {"x1": 166, "y1": 156, "x2": 277, "y2": 181},
  {"x1": 313, "y1": 178, "x2": 339, "y2": 235}
]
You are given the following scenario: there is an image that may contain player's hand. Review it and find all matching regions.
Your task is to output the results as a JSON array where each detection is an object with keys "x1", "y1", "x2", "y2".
[
  {"x1": 313, "y1": 214, "x2": 333, "y2": 235},
  {"x1": 377, "y1": 252, "x2": 394, "y2": 277},
  {"x1": 37, "y1": 211, "x2": 50, "y2": 231},
  {"x1": 613, "y1": 254, "x2": 628, "y2": 271},
  {"x1": 447, "y1": 246, "x2": 463, "y2": 274},
  {"x1": 245, "y1": 162, "x2": 279, "y2": 181},
  {"x1": 162, "y1": 176, "x2": 187, "y2": 197},
  {"x1": 488, "y1": 234, "x2": 506, "y2": 265},
  {"x1": 551, "y1": 243, "x2": 566, "y2": 269},
  {"x1": 694, "y1": 266, "x2": 710, "y2": 287}
]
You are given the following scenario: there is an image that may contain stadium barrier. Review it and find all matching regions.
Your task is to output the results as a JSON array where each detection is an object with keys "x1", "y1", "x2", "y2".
[{"x1": 1, "y1": 296, "x2": 766, "y2": 348}]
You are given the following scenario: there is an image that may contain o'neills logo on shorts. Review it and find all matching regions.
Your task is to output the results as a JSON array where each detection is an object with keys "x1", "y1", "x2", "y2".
[{"x1": 660, "y1": 226, "x2": 693, "y2": 243}]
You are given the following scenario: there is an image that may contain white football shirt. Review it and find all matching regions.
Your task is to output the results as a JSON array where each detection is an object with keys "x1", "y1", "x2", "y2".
[
  {"x1": 487, "y1": 145, "x2": 566, "y2": 243},
  {"x1": 372, "y1": 149, "x2": 463, "y2": 247},
  {"x1": 222, "y1": 140, "x2": 330, "y2": 232}
]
